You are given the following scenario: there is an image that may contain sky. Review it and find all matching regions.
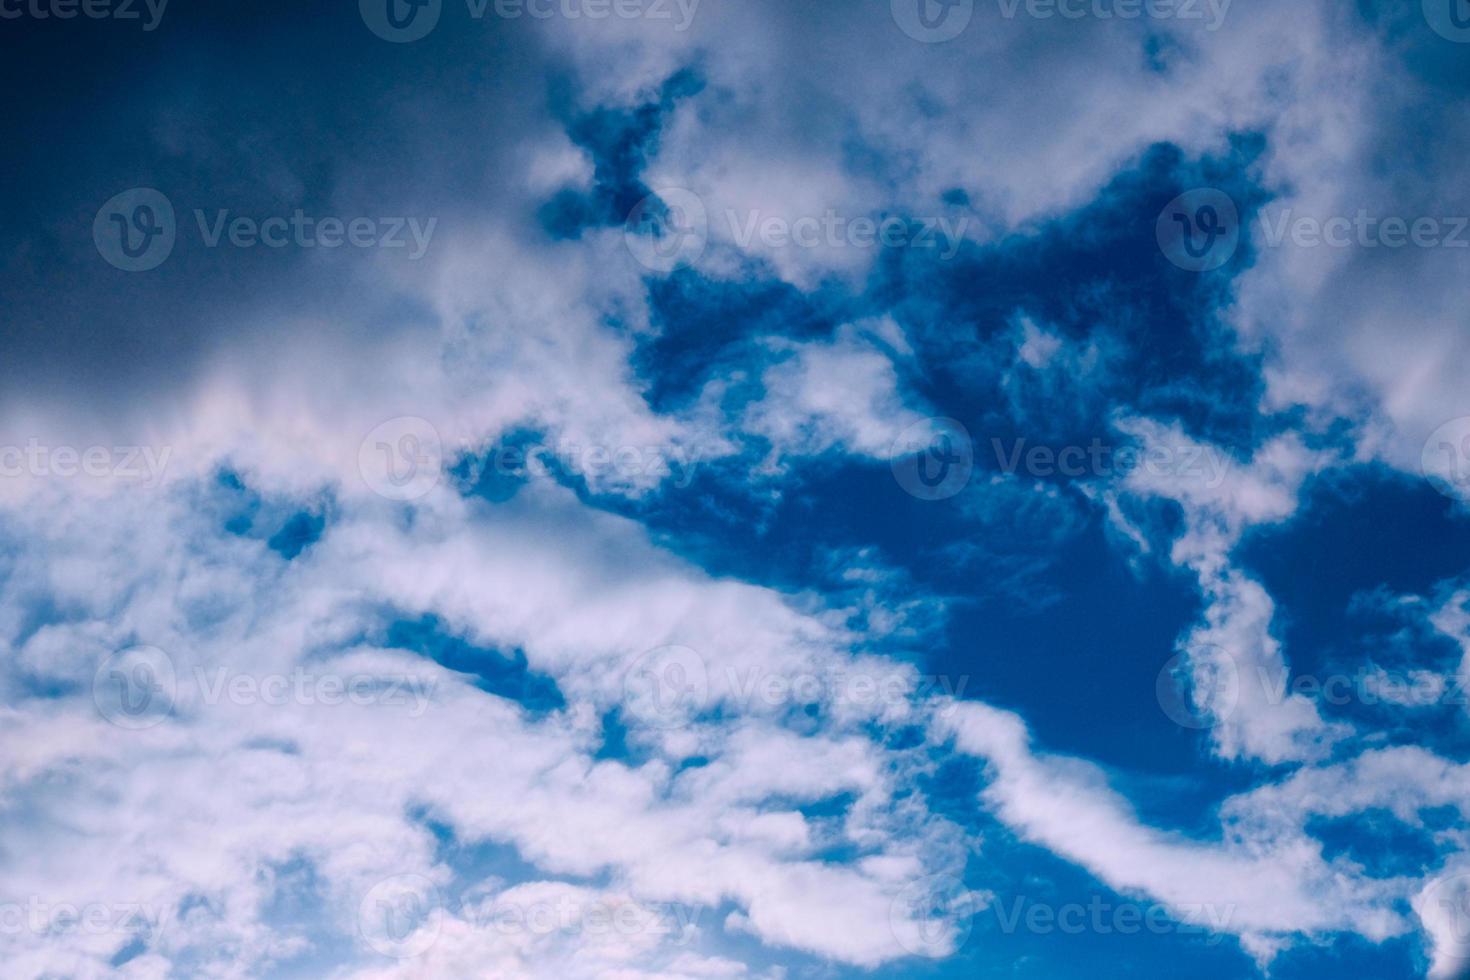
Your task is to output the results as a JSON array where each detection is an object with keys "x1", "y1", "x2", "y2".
[{"x1": 1, "y1": 0, "x2": 1470, "y2": 977}]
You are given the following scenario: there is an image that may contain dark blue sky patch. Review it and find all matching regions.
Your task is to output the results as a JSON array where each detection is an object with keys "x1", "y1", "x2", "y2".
[
  {"x1": 267, "y1": 510, "x2": 326, "y2": 560},
  {"x1": 948, "y1": 833, "x2": 1258, "y2": 980},
  {"x1": 387, "y1": 615, "x2": 565, "y2": 716},
  {"x1": 637, "y1": 272, "x2": 853, "y2": 412},
  {"x1": 873, "y1": 138, "x2": 1272, "y2": 456},
  {"x1": 1269, "y1": 933, "x2": 1421, "y2": 980},
  {"x1": 211, "y1": 468, "x2": 331, "y2": 560},
  {"x1": 1308, "y1": 807, "x2": 1443, "y2": 879},
  {"x1": 1237, "y1": 463, "x2": 1470, "y2": 683},
  {"x1": 539, "y1": 69, "x2": 705, "y2": 238}
]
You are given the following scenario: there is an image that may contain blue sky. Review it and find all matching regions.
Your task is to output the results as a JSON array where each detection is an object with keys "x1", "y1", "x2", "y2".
[{"x1": 2, "y1": 0, "x2": 1470, "y2": 978}]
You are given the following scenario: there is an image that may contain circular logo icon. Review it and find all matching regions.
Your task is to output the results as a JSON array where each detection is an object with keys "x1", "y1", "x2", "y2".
[
  {"x1": 1156, "y1": 189, "x2": 1240, "y2": 272},
  {"x1": 1419, "y1": 872, "x2": 1470, "y2": 965},
  {"x1": 622, "y1": 645, "x2": 708, "y2": 729},
  {"x1": 360, "y1": 0, "x2": 441, "y2": 42},
  {"x1": 94, "y1": 188, "x2": 176, "y2": 272},
  {"x1": 890, "y1": 418, "x2": 974, "y2": 501},
  {"x1": 1424, "y1": 0, "x2": 1470, "y2": 42},
  {"x1": 623, "y1": 188, "x2": 709, "y2": 273},
  {"x1": 359, "y1": 874, "x2": 442, "y2": 958},
  {"x1": 1421, "y1": 417, "x2": 1470, "y2": 499},
  {"x1": 1155, "y1": 647, "x2": 1239, "y2": 730},
  {"x1": 889, "y1": 874, "x2": 977, "y2": 958},
  {"x1": 891, "y1": 0, "x2": 974, "y2": 42},
  {"x1": 359, "y1": 417, "x2": 443, "y2": 501},
  {"x1": 93, "y1": 646, "x2": 176, "y2": 730}
]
